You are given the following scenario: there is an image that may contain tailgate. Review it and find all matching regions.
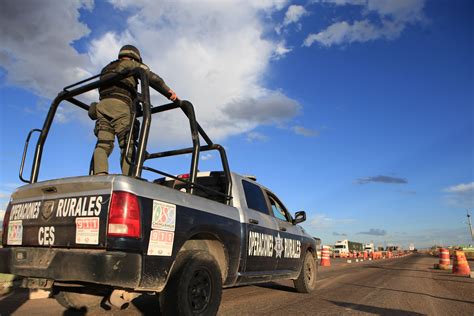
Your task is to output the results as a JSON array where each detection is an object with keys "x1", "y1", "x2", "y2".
[{"x1": 4, "y1": 176, "x2": 112, "y2": 249}]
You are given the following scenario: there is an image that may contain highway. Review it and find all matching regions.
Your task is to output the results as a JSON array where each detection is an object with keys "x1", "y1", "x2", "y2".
[{"x1": 1, "y1": 254, "x2": 473, "y2": 315}]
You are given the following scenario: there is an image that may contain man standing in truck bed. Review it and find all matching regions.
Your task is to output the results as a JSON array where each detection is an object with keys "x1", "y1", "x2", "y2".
[{"x1": 92, "y1": 45, "x2": 178, "y2": 175}]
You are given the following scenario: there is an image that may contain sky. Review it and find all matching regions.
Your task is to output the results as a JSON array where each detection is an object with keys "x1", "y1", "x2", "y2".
[{"x1": 0, "y1": 0, "x2": 473, "y2": 249}]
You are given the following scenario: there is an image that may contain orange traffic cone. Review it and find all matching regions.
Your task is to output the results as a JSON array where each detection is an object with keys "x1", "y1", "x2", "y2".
[
  {"x1": 452, "y1": 250, "x2": 471, "y2": 276},
  {"x1": 435, "y1": 248, "x2": 451, "y2": 270},
  {"x1": 320, "y1": 246, "x2": 331, "y2": 267}
]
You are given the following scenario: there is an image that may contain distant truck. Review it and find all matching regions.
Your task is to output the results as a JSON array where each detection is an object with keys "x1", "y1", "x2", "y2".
[
  {"x1": 333, "y1": 239, "x2": 363, "y2": 257},
  {"x1": 364, "y1": 243, "x2": 374, "y2": 253}
]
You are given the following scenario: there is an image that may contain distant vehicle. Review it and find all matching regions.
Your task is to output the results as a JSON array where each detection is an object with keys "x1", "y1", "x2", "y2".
[
  {"x1": 364, "y1": 243, "x2": 374, "y2": 253},
  {"x1": 333, "y1": 239, "x2": 363, "y2": 257},
  {"x1": 386, "y1": 246, "x2": 400, "y2": 252},
  {"x1": 409, "y1": 243, "x2": 415, "y2": 251}
]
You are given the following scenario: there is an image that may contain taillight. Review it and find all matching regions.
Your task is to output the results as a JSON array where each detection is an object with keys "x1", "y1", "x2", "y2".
[{"x1": 108, "y1": 191, "x2": 141, "y2": 238}]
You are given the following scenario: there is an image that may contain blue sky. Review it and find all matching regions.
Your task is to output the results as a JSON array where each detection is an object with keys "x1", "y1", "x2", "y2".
[{"x1": 0, "y1": 0, "x2": 472, "y2": 248}]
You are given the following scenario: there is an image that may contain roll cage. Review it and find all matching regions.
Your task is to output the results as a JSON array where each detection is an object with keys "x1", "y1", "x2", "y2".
[{"x1": 19, "y1": 67, "x2": 232, "y2": 204}]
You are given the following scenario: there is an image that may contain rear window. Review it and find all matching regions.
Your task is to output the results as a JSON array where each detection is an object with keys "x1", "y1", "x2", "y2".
[
  {"x1": 242, "y1": 180, "x2": 269, "y2": 214},
  {"x1": 155, "y1": 172, "x2": 228, "y2": 204}
]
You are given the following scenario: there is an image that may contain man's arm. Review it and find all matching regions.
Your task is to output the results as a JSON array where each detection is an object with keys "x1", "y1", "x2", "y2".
[
  {"x1": 148, "y1": 71, "x2": 178, "y2": 101},
  {"x1": 134, "y1": 61, "x2": 178, "y2": 101}
]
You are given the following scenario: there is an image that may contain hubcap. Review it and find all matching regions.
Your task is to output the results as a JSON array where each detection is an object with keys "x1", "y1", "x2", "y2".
[
  {"x1": 188, "y1": 268, "x2": 212, "y2": 312},
  {"x1": 305, "y1": 257, "x2": 315, "y2": 285}
]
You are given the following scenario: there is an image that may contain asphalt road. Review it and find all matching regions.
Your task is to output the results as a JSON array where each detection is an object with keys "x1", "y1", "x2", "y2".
[{"x1": 1, "y1": 254, "x2": 473, "y2": 315}]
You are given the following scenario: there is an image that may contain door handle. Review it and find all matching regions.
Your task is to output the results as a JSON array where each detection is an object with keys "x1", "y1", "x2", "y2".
[
  {"x1": 249, "y1": 218, "x2": 259, "y2": 224},
  {"x1": 280, "y1": 227, "x2": 287, "y2": 232}
]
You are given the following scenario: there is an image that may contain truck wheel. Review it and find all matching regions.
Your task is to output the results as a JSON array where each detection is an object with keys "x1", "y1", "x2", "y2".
[
  {"x1": 293, "y1": 251, "x2": 317, "y2": 293},
  {"x1": 54, "y1": 288, "x2": 103, "y2": 311},
  {"x1": 159, "y1": 251, "x2": 222, "y2": 316}
]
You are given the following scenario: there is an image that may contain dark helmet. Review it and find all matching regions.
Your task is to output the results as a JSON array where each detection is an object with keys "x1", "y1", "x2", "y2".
[{"x1": 118, "y1": 45, "x2": 142, "y2": 62}]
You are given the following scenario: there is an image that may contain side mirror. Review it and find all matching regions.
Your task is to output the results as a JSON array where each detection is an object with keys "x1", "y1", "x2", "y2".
[{"x1": 293, "y1": 211, "x2": 306, "y2": 224}]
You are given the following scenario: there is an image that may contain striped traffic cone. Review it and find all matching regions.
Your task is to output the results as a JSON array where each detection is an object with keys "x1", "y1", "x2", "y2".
[
  {"x1": 435, "y1": 248, "x2": 451, "y2": 270},
  {"x1": 320, "y1": 246, "x2": 331, "y2": 267},
  {"x1": 452, "y1": 250, "x2": 471, "y2": 276}
]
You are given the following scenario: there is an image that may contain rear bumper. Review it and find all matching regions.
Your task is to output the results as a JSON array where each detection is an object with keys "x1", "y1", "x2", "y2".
[{"x1": 0, "y1": 247, "x2": 141, "y2": 289}]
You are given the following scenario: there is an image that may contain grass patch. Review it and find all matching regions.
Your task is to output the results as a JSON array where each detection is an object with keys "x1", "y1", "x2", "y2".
[{"x1": 0, "y1": 274, "x2": 17, "y2": 282}]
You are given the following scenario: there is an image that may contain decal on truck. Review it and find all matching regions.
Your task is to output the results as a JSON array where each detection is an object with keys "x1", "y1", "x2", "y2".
[
  {"x1": 75, "y1": 217, "x2": 100, "y2": 245},
  {"x1": 7, "y1": 220, "x2": 23, "y2": 245},
  {"x1": 147, "y1": 230, "x2": 175, "y2": 256},
  {"x1": 38, "y1": 226, "x2": 55, "y2": 246},
  {"x1": 248, "y1": 231, "x2": 301, "y2": 259},
  {"x1": 148, "y1": 200, "x2": 177, "y2": 256},
  {"x1": 10, "y1": 202, "x2": 41, "y2": 220},
  {"x1": 151, "y1": 200, "x2": 176, "y2": 231},
  {"x1": 56, "y1": 196, "x2": 103, "y2": 218}
]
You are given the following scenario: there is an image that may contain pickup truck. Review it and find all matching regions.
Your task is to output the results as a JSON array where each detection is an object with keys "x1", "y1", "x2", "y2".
[{"x1": 0, "y1": 68, "x2": 317, "y2": 315}]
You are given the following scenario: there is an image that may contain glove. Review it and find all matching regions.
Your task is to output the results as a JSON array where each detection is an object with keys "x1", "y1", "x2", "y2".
[{"x1": 168, "y1": 89, "x2": 178, "y2": 101}]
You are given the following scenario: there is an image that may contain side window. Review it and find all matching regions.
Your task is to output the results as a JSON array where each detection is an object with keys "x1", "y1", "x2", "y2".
[
  {"x1": 268, "y1": 195, "x2": 289, "y2": 222},
  {"x1": 242, "y1": 180, "x2": 269, "y2": 214}
]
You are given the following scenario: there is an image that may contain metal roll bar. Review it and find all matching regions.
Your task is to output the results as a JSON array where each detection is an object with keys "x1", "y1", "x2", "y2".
[{"x1": 20, "y1": 68, "x2": 233, "y2": 204}]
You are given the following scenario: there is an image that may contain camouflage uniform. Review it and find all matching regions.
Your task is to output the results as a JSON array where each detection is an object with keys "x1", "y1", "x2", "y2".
[{"x1": 93, "y1": 49, "x2": 174, "y2": 175}]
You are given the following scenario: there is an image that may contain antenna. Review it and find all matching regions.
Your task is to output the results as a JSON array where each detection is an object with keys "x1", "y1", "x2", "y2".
[{"x1": 467, "y1": 210, "x2": 474, "y2": 241}]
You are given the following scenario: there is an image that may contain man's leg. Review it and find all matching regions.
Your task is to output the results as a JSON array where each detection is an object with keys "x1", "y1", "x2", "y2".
[
  {"x1": 93, "y1": 124, "x2": 115, "y2": 175},
  {"x1": 108, "y1": 100, "x2": 133, "y2": 175}
]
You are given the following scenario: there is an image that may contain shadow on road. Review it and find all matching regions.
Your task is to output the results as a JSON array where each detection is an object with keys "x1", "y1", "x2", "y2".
[
  {"x1": 130, "y1": 293, "x2": 161, "y2": 315},
  {"x1": 343, "y1": 283, "x2": 474, "y2": 305},
  {"x1": 327, "y1": 300, "x2": 424, "y2": 315},
  {"x1": 0, "y1": 289, "x2": 29, "y2": 315},
  {"x1": 254, "y1": 282, "x2": 297, "y2": 293},
  {"x1": 391, "y1": 274, "x2": 474, "y2": 285},
  {"x1": 364, "y1": 265, "x2": 436, "y2": 274}
]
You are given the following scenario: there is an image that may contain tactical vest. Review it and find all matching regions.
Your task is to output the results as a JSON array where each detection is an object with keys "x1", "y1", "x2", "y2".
[{"x1": 99, "y1": 60, "x2": 137, "y2": 104}]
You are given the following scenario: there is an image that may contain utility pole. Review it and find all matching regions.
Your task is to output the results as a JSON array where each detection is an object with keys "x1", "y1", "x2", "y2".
[{"x1": 467, "y1": 210, "x2": 474, "y2": 241}]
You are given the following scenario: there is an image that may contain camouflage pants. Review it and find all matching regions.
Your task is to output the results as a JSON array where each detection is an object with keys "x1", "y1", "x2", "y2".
[{"x1": 93, "y1": 98, "x2": 133, "y2": 175}]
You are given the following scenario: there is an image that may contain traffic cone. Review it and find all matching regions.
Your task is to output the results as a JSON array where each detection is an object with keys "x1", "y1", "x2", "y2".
[
  {"x1": 320, "y1": 246, "x2": 331, "y2": 267},
  {"x1": 435, "y1": 248, "x2": 451, "y2": 270},
  {"x1": 452, "y1": 250, "x2": 471, "y2": 276}
]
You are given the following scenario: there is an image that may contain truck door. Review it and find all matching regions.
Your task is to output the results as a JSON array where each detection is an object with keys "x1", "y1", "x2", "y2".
[
  {"x1": 265, "y1": 192, "x2": 303, "y2": 275},
  {"x1": 241, "y1": 180, "x2": 279, "y2": 279}
]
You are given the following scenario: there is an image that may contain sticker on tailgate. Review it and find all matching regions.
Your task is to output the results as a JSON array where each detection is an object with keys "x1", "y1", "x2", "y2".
[
  {"x1": 147, "y1": 229, "x2": 174, "y2": 256},
  {"x1": 7, "y1": 220, "x2": 23, "y2": 245},
  {"x1": 151, "y1": 200, "x2": 176, "y2": 231},
  {"x1": 75, "y1": 217, "x2": 100, "y2": 245}
]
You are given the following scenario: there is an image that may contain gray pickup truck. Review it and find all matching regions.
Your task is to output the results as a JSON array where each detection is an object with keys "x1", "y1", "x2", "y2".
[{"x1": 0, "y1": 68, "x2": 317, "y2": 315}]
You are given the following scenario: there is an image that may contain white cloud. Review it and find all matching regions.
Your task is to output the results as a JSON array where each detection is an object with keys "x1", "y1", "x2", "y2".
[
  {"x1": 444, "y1": 182, "x2": 474, "y2": 194},
  {"x1": 443, "y1": 182, "x2": 474, "y2": 208},
  {"x1": 0, "y1": 0, "x2": 93, "y2": 98},
  {"x1": 0, "y1": 210, "x2": 5, "y2": 222},
  {"x1": 274, "y1": 41, "x2": 292, "y2": 58},
  {"x1": 305, "y1": 0, "x2": 426, "y2": 47},
  {"x1": 306, "y1": 213, "x2": 355, "y2": 230},
  {"x1": 201, "y1": 153, "x2": 213, "y2": 161},
  {"x1": 2, "y1": 0, "x2": 301, "y2": 145},
  {"x1": 283, "y1": 5, "x2": 308, "y2": 26},
  {"x1": 276, "y1": 5, "x2": 308, "y2": 34},
  {"x1": 0, "y1": 192, "x2": 11, "y2": 199},
  {"x1": 292, "y1": 125, "x2": 319, "y2": 137},
  {"x1": 246, "y1": 131, "x2": 269, "y2": 143}
]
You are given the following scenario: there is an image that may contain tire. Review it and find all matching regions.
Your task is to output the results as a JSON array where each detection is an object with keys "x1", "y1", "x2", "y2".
[
  {"x1": 293, "y1": 251, "x2": 317, "y2": 293},
  {"x1": 159, "y1": 251, "x2": 222, "y2": 316},
  {"x1": 54, "y1": 287, "x2": 104, "y2": 311}
]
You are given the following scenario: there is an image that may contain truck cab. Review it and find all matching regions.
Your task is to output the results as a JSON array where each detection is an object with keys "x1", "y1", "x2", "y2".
[{"x1": 333, "y1": 240, "x2": 349, "y2": 257}]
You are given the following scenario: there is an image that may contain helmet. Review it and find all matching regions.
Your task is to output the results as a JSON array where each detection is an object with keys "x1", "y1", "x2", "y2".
[{"x1": 118, "y1": 45, "x2": 142, "y2": 62}]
